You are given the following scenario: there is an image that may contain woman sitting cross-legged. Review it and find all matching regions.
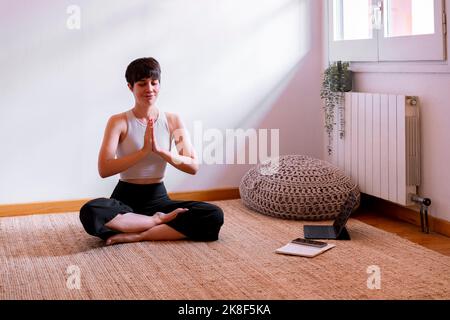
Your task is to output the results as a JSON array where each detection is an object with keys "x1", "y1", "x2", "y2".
[{"x1": 79, "y1": 57, "x2": 224, "y2": 245}]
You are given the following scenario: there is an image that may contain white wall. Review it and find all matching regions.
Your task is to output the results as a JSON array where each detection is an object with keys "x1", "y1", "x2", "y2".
[
  {"x1": 0, "y1": 0, "x2": 324, "y2": 204},
  {"x1": 322, "y1": 0, "x2": 450, "y2": 222}
]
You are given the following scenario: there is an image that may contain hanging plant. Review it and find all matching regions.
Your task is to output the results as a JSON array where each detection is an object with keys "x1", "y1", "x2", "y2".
[{"x1": 320, "y1": 61, "x2": 352, "y2": 155}]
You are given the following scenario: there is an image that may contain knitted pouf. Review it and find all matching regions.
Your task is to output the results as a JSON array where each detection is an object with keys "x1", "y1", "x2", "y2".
[{"x1": 239, "y1": 155, "x2": 360, "y2": 220}]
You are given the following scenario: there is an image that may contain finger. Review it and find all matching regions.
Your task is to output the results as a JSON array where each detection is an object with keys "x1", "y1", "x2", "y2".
[
  {"x1": 150, "y1": 121, "x2": 155, "y2": 139},
  {"x1": 144, "y1": 126, "x2": 152, "y2": 140},
  {"x1": 145, "y1": 121, "x2": 152, "y2": 133},
  {"x1": 150, "y1": 125, "x2": 154, "y2": 140}
]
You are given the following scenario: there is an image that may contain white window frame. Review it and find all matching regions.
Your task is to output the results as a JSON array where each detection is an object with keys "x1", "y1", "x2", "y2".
[
  {"x1": 329, "y1": 0, "x2": 379, "y2": 62},
  {"x1": 325, "y1": 0, "x2": 450, "y2": 73}
]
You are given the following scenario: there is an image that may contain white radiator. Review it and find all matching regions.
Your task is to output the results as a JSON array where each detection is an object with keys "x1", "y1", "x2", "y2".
[{"x1": 330, "y1": 92, "x2": 420, "y2": 206}]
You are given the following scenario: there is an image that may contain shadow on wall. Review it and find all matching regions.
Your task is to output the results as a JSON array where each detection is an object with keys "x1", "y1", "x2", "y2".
[
  {"x1": 167, "y1": 0, "x2": 321, "y2": 192},
  {"x1": 0, "y1": 0, "x2": 317, "y2": 203}
]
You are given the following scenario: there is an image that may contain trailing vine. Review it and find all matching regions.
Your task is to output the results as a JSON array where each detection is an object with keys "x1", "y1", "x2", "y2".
[{"x1": 320, "y1": 61, "x2": 352, "y2": 155}]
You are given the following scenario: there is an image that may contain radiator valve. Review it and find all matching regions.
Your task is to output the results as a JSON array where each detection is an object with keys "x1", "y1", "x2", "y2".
[{"x1": 410, "y1": 194, "x2": 431, "y2": 233}]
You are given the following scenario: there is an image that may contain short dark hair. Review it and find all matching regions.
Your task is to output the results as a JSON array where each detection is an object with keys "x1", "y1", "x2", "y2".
[{"x1": 125, "y1": 57, "x2": 161, "y2": 87}]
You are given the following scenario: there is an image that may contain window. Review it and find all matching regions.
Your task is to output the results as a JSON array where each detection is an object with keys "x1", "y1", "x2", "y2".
[{"x1": 328, "y1": 0, "x2": 447, "y2": 62}]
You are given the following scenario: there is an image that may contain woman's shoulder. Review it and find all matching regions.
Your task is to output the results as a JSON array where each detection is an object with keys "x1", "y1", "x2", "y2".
[
  {"x1": 106, "y1": 111, "x2": 128, "y2": 131},
  {"x1": 165, "y1": 112, "x2": 182, "y2": 127},
  {"x1": 165, "y1": 112, "x2": 185, "y2": 134},
  {"x1": 109, "y1": 111, "x2": 129, "y2": 123}
]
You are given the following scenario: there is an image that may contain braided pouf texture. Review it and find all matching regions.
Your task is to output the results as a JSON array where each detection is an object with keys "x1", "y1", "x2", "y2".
[{"x1": 239, "y1": 155, "x2": 360, "y2": 221}]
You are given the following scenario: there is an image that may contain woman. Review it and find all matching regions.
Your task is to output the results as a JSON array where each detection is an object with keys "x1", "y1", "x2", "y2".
[{"x1": 80, "y1": 57, "x2": 224, "y2": 245}]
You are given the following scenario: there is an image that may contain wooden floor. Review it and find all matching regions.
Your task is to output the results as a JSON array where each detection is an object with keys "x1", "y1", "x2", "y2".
[{"x1": 353, "y1": 207, "x2": 450, "y2": 256}]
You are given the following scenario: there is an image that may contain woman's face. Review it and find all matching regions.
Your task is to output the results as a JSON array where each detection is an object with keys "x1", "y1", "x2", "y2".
[{"x1": 130, "y1": 77, "x2": 160, "y2": 105}]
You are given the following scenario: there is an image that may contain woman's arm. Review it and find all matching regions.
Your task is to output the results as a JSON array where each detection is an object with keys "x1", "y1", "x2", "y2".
[
  {"x1": 98, "y1": 114, "x2": 148, "y2": 178},
  {"x1": 154, "y1": 113, "x2": 199, "y2": 175}
]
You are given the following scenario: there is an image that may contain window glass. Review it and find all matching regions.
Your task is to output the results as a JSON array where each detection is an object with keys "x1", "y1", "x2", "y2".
[
  {"x1": 384, "y1": 0, "x2": 435, "y2": 38},
  {"x1": 333, "y1": 0, "x2": 373, "y2": 41}
]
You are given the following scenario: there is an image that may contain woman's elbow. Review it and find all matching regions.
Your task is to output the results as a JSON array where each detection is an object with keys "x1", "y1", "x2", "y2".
[
  {"x1": 187, "y1": 163, "x2": 199, "y2": 175},
  {"x1": 184, "y1": 156, "x2": 199, "y2": 175},
  {"x1": 98, "y1": 169, "x2": 108, "y2": 178},
  {"x1": 98, "y1": 164, "x2": 111, "y2": 178}
]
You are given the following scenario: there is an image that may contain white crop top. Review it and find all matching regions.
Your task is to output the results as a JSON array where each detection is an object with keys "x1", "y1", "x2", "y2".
[{"x1": 116, "y1": 109, "x2": 172, "y2": 180}]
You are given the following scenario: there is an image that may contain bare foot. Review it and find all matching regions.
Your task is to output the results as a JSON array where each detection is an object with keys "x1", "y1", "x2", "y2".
[
  {"x1": 105, "y1": 208, "x2": 188, "y2": 245},
  {"x1": 106, "y1": 232, "x2": 141, "y2": 246},
  {"x1": 153, "y1": 208, "x2": 189, "y2": 224}
]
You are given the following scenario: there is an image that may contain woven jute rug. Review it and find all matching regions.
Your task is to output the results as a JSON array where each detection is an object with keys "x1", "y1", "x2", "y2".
[{"x1": 1, "y1": 199, "x2": 449, "y2": 300}]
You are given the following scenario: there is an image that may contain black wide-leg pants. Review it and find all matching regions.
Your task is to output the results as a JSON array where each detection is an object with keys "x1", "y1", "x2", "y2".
[{"x1": 79, "y1": 181, "x2": 224, "y2": 241}]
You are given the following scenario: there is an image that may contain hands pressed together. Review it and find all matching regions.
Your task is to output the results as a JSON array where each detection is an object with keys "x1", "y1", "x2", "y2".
[
  {"x1": 142, "y1": 117, "x2": 163, "y2": 155},
  {"x1": 140, "y1": 114, "x2": 198, "y2": 175}
]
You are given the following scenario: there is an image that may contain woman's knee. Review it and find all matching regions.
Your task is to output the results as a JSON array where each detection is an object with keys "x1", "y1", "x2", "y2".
[
  {"x1": 79, "y1": 198, "x2": 107, "y2": 234},
  {"x1": 169, "y1": 202, "x2": 224, "y2": 241},
  {"x1": 198, "y1": 203, "x2": 224, "y2": 241},
  {"x1": 80, "y1": 198, "x2": 108, "y2": 218},
  {"x1": 200, "y1": 203, "x2": 224, "y2": 227},
  {"x1": 79, "y1": 197, "x2": 130, "y2": 238}
]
